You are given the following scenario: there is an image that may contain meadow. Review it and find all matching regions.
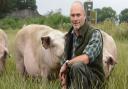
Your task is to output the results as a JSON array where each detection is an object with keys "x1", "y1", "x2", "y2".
[{"x1": 0, "y1": 19, "x2": 128, "y2": 89}]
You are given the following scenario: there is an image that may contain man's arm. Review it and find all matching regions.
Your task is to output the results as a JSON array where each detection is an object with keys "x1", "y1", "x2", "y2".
[
  {"x1": 67, "y1": 30, "x2": 102, "y2": 65},
  {"x1": 67, "y1": 54, "x2": 89, "y2": 65}
]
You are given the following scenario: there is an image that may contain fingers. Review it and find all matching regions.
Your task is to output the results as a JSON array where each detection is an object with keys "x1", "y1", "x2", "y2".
[
  {"x1": 59, "y1": 64, "x2": 67, "y2": 80},
  {"x1": 59, "y1": 72, "x2": 62, "y2": 81},
  {"x1": 61, "y1": 74, "x2": 67, "y2": 88},
  {"x1": 59, "y1": 72, "x2": 65, "y2": 81},
  {"x1": 61, "y1": 75, "x2": 65, "y2": 84},
  {"x1": 59, "y1": 73, "x2": 67, "y2": 89},
  {"x1": 59, "y1": 63, "x2": 68, "y2": 89}
]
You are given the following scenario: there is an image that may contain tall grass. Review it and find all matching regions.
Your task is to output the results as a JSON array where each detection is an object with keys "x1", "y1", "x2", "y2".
[
  {"x1": 0, "y1": 20, "x2": 128, "y2": 89},
  {"x1": 1, "y1": 29, "x2": 61, "y2": 89},
  {"x1": 105, "y1": 40, "x2": 128, "y2": 89}
]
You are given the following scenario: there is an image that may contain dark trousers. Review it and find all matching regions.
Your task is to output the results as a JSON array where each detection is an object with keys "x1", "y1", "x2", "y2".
[{"x1": 67, "y1": 62, "x2": 104, "y2": 89}]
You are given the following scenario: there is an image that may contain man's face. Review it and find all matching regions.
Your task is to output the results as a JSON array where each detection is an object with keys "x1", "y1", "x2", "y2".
[{"x1": 70, "y1": 5, "x2": 86, "y2": 30}]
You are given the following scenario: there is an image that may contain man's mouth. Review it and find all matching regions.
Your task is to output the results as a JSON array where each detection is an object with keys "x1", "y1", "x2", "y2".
[{"x1": 73, "y1": 23, "x2": 79, "y2": 26}]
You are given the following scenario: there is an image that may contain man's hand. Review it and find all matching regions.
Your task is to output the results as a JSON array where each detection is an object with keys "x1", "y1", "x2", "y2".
[
  {"x1": 59, "y1": 63, "x2": 68, "y2": 81},
  {"x1": 59, "y1": 63, "x2": 68, "y2": 88}
]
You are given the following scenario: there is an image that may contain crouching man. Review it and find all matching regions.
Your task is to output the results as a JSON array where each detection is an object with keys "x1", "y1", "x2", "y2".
[{"x1": 59, "y1": 1, "x2": 105, "y2": 89}]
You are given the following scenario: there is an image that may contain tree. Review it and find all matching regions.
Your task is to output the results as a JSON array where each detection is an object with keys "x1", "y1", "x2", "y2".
[
  {"x1": 94, "y1": 7, "x2": 116, "y2": 23},
  {"x1": 0, "y1": 0, "x2": 15, "y2": 18},
  {"x1": 26, "y1": 0, "x2": 37, "y2": 10},
  {"x1": 17, "y1": 0, "x2": 37, "y2": 10},
  {"x1": 0, "y1": 0, "x2": 6, "y2": 11},
  {"x1": 0, "y1": 0, "x2": 37, "y2": 18},
  {"x1": 119, "y1": 8, "x2": 128, "y2": 23},
  {"x1": 94, "y1": 8, "x2": 102, "y2": 23}
]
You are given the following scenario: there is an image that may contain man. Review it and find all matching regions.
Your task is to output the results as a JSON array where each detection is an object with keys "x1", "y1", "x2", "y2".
[{"x1": 59, "y1": 1, "x2": 105, "y2": 89}]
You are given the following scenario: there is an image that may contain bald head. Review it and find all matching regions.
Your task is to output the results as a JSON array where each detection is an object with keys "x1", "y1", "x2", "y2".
[
  {"x1": 70, "y1": 1, "x2": 86, "y2": 30},
  {"x1": 70, "y1": 1, "x2": 86, "y2": 16}
]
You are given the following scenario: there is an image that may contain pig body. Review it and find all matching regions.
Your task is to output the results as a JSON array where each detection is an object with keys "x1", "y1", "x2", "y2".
[
  {"x1": 15, "y1": 24, "x2": 65, "y2": 79},
  {"x1": 0, "y1": 29, "x2": 8, "y2": 73},
  {"x1": 101, "y1": 30, "x2": 117, "y2": 78}
]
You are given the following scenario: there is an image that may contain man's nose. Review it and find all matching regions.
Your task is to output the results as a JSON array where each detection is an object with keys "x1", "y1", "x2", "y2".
[{"x1": 73, "y1": 16, "x2": 78, "y2": 21}]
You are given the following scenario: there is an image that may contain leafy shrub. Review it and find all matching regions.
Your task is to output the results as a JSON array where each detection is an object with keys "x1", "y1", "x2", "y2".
[
  {"x1": 0, "y1": 17, "x2": 22, "y2": 29},
  {"x1": 115, "y1": 29, "x2": 128, "y2": 40},
  {"x1": 0, "y1": 12, "x2": 70, "y2": 30},
  {"x1": 0, "y1": 13, "x2": 128, "y2": 41}
]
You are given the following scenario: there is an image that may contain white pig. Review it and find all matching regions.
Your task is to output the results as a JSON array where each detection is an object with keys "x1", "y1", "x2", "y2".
[
  {"x1": 0, "y1": 29, "x2": 8, "y2": 73},
  {"x1": 101, "y1": 30, "x2": 117, "y2": 78},
  {"x1": 15, "y1": 24, "x2": 65, "y2": 80}
]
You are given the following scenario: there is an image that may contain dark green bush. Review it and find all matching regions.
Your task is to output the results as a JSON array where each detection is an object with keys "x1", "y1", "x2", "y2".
[
  {"x1": 115, "y1": 29, "x2": 128, "y2": 40},
  {"x1": 0, "y1": 12, "x2": 70, "y2": 30},
  {"x1": 0, "y1": 17, "x2": 22, "y2": 29},
  {"x1": 0, "y1": 13, "x2": 128, "y2": 41},
  {"x1": 43, "y1": 12, "x2": 70, "y2": 29}
]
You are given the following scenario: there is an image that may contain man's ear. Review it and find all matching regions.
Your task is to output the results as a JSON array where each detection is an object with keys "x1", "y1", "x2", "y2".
[{"x1": 41, "y1": 36, "x2": 51, "y2": 49}]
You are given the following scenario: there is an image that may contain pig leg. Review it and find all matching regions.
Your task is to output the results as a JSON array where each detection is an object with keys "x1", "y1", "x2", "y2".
[
  {"x1": 40, "y1": 65, "x2": 50, "y2": 81},
  {"x1": 0, "y1": 59, "x2": 5, "y2": 73},
  {"x1": 15, "y1": 51, "x2": 27, "y2": 76}
]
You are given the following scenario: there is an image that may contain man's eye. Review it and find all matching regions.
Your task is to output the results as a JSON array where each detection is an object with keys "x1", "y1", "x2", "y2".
[
  {"x1": 71, "y1": 13, "x2": 81, "y2": 17},
  {"x1": 71, "y1": 14, "x2": 75, "y2": 17}
]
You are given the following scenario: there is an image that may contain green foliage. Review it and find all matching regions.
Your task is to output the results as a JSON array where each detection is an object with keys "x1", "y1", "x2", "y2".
[
  {"x1": 95, "y1": 19, "x2": 117, "y2": 35},
  {"x1": 0, "y1": 12, "x2": 70, "y2": 30},
  {"x1": 0, "y1": 0, "x2": 7, "y2": 12},
  {"x1": 94, "y1": 8, "x2": 102, "y2": 22},
  {"x1": 94, "y1": 19, "x2": 128, "y2": 40},
  {"x1": 27, "y1": 0, "x2": 37, "y2": 10},
  {"x1": 1, "y1": 13, "x2": 128, "y2": 41},
  {"x1": 105, "y1": 40, "x2": 128, "y2": 89},
  {"x1": 0, "y1": 0, "x2": 37, "y2": 18},
  {"x1": 0, "y1": 27, "x2": 128, "y2": 89},
  {"x1": 0, "y1": 0, "x2": 18, "y2": 18},
  {"x1": 115, "y1": 28, "x2": 128, "y2": 41},
  {"x1": 0, "y1": 55, "x2": 61, "y2": 89},
  {"x1": 119, "y1": 8, "x2": 128, "y2": 23},
  {"x1": 0, "y1": 17, "x2": 22, "y2": 29},
  {"x1": 119, "y1": 22, "x2": 128, "y2": 30},
  {"x1": 44, "y1": 12, "x2": 70, "y2": 29},
  {"x1": 17, "y1": 0, "x2": 37, "y2": 10},
  {"x1": 94, "y1": 7, "x2": 116, "y2": 23}
]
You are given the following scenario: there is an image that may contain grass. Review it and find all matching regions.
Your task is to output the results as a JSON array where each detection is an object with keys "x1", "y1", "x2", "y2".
[
  {"x1": 105, "y1": 40, "x2": 128, "y2": 89},
  {"x1": 1, "y1": 29, "x2": 61, "y2": 89},
  {"x1": 0, "y1": 27, "x2": 128, "y2": 89}
]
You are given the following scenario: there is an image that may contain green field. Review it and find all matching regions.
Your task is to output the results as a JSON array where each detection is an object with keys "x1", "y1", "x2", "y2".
[{"x1": 0, "y1": 26, "x2": 128, "y2": 89}]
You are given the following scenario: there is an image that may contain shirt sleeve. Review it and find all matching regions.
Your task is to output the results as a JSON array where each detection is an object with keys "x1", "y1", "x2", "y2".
[{"x1": 83, "y1": 30, "x2": 102, "y2": 63}]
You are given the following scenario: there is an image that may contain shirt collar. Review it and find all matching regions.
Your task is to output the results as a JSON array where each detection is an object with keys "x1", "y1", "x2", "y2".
[{"x1": 72, "y1": 21, "x2": 89, "y2": 38}]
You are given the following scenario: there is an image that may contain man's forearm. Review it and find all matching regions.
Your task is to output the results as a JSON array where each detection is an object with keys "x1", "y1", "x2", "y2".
[{"x1": 67, "y1": 54, "x2": 89, "y2": 65}]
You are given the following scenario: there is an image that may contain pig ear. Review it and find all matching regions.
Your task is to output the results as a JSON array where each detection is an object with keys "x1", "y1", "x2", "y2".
[
  {"x1": 41, "y1": 36, "x2": 51, "y2": 49},
  {"x1": 3, "y1": 47, "x2": 9, "y2": 59},
  {"x1": 0, "y1": 47, "x2": 9, "y2": 58},
  {"x1": 106, "y1": 57, "x2": 117, "y2": 65}
]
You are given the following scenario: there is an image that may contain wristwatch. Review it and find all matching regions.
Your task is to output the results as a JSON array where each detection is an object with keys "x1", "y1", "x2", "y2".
[{"x1": 65, "y1": 60, "x2": 69, "y2": 66}]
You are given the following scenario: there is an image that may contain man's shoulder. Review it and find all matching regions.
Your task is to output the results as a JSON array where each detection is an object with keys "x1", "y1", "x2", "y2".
[
  {"x1": 90, "y1": 25, "x2": 100, "y2": 31},
  {"x1": 93, "y1": 29, "x2": 102, "y2": 34},
  {"x1": 87, "y1": 25, "x2": 101, "y2": 36},
  {"x1": 90, "y1": 26, "x2": 102, "y2": 36}
]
